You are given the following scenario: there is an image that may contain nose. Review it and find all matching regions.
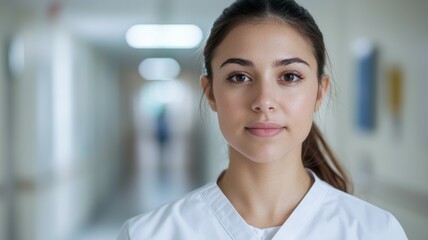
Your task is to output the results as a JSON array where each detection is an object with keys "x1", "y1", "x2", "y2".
[{"x1": 251, "y1": 81, "x2": 278, "y2": 113}]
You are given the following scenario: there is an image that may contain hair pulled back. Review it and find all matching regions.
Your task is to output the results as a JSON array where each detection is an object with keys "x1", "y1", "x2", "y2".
[{"x1": 203, "y1": 0, "x2": 351, "y2": 192}]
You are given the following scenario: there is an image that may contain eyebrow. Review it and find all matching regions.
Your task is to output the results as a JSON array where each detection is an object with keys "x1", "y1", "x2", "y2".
[
  {"x1": 220, "y1": 58, "x2": 254, "y2": 68},
  {"x1": 219, "y1": 57, "x2": 311, "y2": 68},
  {"x1": 274, "y1": 58, "x2": 311, "y2": 68}
]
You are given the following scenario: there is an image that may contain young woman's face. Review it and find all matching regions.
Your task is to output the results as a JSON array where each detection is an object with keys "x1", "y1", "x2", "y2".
[{"x1": 202, "y1": 20, "x2": 328, "y2": 164}]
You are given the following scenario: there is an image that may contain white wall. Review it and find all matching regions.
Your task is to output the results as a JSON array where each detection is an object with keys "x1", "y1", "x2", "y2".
[
  {"x1": 0, "y1": 4, "x2": 8, "y2": 240},
  {"x1": 301, "y1": 0, "x2": 428, "y2": 239},
  {"x1": 0, "y1": 2, "x2": 18, "y2": 239},
  {"x1": 0, "y1": 7, "x2": 124, "y2": 240},
  {"x1": 341, "y1": 0, "x2": 428, "y2": 194}
]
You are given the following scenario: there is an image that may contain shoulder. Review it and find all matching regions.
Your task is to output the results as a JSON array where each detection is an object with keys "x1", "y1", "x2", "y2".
[
  {"x1": 317, "y1": 180, "x2": 407, "y2": 239},
  {"x1": 117, "y1": 182, "x2": 218, "y2": 240}
]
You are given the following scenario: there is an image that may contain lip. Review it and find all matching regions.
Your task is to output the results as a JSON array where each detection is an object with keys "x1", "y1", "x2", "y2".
[{"x1": 245, "y1": 122, "x2": 284, "y2": 137}]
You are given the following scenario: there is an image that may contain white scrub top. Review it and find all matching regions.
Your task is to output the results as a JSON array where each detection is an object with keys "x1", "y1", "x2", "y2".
[{"x1": 118, "y1": 170, "x2": 407, "y2": 240}]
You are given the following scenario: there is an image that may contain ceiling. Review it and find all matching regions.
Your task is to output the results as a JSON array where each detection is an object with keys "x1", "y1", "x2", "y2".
[{"x1": 9, "y1": 0, "x2": 235, "y2": 71}]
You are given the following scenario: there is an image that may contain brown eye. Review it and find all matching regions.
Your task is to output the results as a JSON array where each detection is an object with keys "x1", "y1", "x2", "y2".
[
  {"x1": 228, "y1": 73, "x2": 251, "y2": 83},
  {"x1": 280, "y1": 72, "x2": 302, "y2": 83}
]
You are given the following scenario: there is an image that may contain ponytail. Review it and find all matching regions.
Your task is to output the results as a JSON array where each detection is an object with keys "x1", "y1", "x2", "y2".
[{"x1": 302, "y1": 123, "x2": 352, "y2": 193}]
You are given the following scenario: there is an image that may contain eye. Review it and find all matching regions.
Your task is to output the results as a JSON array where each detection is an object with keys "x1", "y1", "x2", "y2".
[
  {"x1": 280, "y1": 72, "x2": 303, "y2": 83},
  {"x1": 227, "y1": 73, "x2": 251, "y2": 83}
]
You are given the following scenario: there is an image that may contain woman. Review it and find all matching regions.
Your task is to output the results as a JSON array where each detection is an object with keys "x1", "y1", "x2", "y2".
[{"x1": 118, "y1": 0, "x2": 407, "y2": 239}]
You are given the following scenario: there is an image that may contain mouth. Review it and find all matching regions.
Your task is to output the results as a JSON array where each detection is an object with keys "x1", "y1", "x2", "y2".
[{"x1": 245, "y1": 122, "x2": 285, "y2": 137}]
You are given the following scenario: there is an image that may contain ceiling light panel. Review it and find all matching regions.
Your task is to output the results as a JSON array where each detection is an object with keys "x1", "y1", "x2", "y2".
[
  {"x1": 138, "y1": 58, "x2": 181, "y2": 80},
  {"x1": 126, "y1": 24, "x2": 203, "y2": 49}
]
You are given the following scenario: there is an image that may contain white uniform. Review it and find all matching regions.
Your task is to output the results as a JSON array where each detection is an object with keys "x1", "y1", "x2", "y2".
[{"x1": 118, "y1": 170, "x2": 408, "y2": 240}]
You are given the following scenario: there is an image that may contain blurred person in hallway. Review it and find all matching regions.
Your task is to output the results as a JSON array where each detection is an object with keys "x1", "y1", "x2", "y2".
[
  {"x1": 155, "y1": 104, "x2": 170, "y2": 184},
  {"x1": 118, "y1": 0, "x2": 407, "y2": 239}
]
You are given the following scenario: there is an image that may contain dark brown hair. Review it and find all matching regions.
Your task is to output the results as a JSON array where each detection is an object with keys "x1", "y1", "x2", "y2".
[{"x1": 202, "y1": 0, "x2": 351, "y2": 192}]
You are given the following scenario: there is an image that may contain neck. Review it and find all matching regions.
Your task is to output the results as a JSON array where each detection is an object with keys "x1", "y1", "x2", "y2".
[{"x1": 217, "y1": 147, "x2": 313, "y2": 228}]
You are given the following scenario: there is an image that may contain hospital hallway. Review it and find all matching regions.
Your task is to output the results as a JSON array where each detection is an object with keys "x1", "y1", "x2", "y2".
[
  {"x1": 69, "y1": 181, "x2": 136, "y2": 240},
  {"x1": 1, "y1": 0, "x2": 428, "y2": 239}
]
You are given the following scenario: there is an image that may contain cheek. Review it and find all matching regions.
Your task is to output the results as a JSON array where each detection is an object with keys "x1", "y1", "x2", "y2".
[
  {"x1": 286, "y1": 90, "x2": 318, "y2": 132},
  {"x1": 289, "y1": 94, "x2": 316, "y2": 116},
  {"x1": 216, "y1": 97, "x2": 243, "y2": 128},
  {"x1": 213, "y1": 83, "x2": 245, "y2": 114},
  {"x1": 213, "y1": 89, "x2": 240, "y2": 128}
]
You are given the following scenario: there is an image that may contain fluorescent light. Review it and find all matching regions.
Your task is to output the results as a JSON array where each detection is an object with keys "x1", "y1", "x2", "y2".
[
  {"x1": 139, "y1": 58, "x2": 181, "y2": 80},
  {"x1": 126, "y1": 24, "x2": 203, "y2": 49},
  {"x1": 147, "y1": 81, "x2": 185, "y2": 104},
  {"x1": 52, "y1": 29, "x2": 73, "y2": 171}
]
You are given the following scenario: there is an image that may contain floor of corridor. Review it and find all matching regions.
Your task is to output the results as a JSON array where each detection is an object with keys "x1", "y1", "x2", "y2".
[{"x1": 72, "y1": 183, "x2": 137, "y2": 240}]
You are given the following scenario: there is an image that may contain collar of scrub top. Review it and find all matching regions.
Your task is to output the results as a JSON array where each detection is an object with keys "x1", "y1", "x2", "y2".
[{"x1": 201, "y1": 169, "x2": 329, "y2": 240}]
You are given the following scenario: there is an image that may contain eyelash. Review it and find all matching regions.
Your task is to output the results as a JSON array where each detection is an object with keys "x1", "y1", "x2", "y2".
[
  {"x1": 279, "y1": 72, "x2": 303, "y2": 83},
  {"x1": 226, "y1": 71, "x2": 303, "y2": 84},
  {"x1": 227, "y1": 72, "x2": 251, "y2": 83}
]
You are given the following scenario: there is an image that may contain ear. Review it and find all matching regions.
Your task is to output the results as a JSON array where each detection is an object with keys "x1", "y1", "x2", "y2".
[
  {"x1": 200, "y1": 75, "x2": 217, "y2": 112},
  {"x1": 315, "y1": 75, "x2": 330, "y2": 112}
]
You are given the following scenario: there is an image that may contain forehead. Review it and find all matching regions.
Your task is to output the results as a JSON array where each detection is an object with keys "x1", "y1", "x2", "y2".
[{"x1": 212, "y1": 20, "x2": 316, "y2": 67}]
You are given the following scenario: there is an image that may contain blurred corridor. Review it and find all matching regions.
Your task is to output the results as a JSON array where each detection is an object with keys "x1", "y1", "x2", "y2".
[{"x1": 0, "y1": 0, "x2": 427, "y2": 239}]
